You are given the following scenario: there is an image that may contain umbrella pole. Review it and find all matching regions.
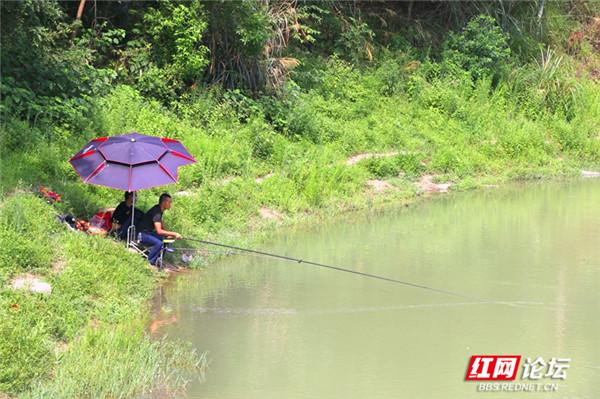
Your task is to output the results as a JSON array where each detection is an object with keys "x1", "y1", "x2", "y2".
[{"x1": 127, "y1": 192, "x2": 136, "y2": 247}]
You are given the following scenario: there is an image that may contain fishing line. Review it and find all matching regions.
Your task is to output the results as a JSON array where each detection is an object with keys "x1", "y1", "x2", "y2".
[
  {"x1": 190, "y1": 301, "x2": 548, "y2": 317},
  {"x1": 180, "y1": 237, "x2": 528, "y2": 307},
  {"x1": 174, "y1": 247, "x2": 276, "y2": 258},
  {"x1": 174, "y1": 247, "x2": 240, "y2": 255}
]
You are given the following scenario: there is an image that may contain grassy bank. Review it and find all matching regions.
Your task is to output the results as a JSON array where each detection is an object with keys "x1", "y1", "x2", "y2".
[
  {"x1": 0, "y1": 195, "x2": 206, "y2": 398},
  {"x1": 2, "y1": 20, "x2": 600, "y2": 398}
]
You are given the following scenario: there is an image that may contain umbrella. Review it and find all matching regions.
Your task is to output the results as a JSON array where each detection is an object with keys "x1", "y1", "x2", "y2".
[
  {"x1": 69, "y1": 132, "x2": 196, "y2": 243},
  {"x1": 69, "y1": 132, "x2": 196, "y2": 191}
]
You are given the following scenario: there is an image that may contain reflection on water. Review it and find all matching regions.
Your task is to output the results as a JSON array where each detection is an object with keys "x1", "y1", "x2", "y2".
[{"x1": 157, "y1": 180, "x2": 600, "y2": 399}]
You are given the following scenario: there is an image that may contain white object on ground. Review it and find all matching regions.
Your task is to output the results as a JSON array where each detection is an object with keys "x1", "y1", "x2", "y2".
[{"x1": 10, "y1": 274, "x2": 52, "y2": 295}]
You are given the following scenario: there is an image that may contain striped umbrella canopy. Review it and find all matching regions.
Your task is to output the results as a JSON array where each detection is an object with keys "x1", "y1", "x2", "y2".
[{"x1": 69, "y1": 132, "x2": 196, "y2": 191}]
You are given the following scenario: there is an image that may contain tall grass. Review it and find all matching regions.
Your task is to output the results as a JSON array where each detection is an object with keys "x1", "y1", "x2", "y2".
[{"x1": 22, "y1": 324, "x2": 207, "y2": 399}]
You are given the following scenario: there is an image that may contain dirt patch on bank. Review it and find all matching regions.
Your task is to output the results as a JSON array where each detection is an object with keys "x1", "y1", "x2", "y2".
[
  {"x1": 52, "y1": 259, "x2": 66, "y2": 274},
  {"x1": 416, "y1": 175, "x2": 452, "y2": 193},
  {"x1": 346, "y1": 151, "x2": 399, "y2": 166},
  {"x1": 255, "y1": 172, "x2": 274, "y2": 183},
  {"x1": 366, "y1": 179, "x2": 395, "y2": 193},
  {"x1": 258, "y1": 207, "x2": 284, "y2": 221}
]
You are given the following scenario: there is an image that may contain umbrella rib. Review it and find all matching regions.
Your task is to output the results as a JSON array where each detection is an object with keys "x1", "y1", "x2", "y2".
[
  {"x1": 69, "y1": 149, "x2": 96, "y2": 161},
  {"x1": 96, "y1": 136, "x2": 109, "y2": 152},
  {"x1": 158, "y1": 138, "x2": 173, "y2": 160},
  {"x1": 84, "y1": 161, "x2": 106, "y2": 182},
  {"x1": 158, "y1": 161, "x2": 177, "y2": 182},
  {"x1": 159, "y1": 137, "x2": 196, "y2": 162},
  {"x1": 170, "y1": 150, "x2": 196, "y2": 162}
]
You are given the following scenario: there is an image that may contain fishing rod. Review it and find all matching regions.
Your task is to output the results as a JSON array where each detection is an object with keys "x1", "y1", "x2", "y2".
[{"x1": 181, "y1": 237, "x2": 518, "y2": 306}]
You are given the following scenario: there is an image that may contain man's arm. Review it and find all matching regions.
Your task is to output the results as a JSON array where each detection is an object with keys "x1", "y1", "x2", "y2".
[{"x1": 153, "y1": 221, "x2": 182, "y2": 239}]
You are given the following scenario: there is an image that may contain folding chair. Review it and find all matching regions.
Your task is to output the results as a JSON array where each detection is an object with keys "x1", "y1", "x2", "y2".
[{"x1": 126, "y1": 224, "x2": 174, "y2": 268}]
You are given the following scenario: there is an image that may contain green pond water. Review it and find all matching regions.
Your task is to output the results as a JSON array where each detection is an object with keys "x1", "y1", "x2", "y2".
[{"x1": 157, "y1": 180, "x2": 600, "y2": 399}]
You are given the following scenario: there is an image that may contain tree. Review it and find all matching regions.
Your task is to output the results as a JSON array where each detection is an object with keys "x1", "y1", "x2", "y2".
[{"x1": 442, "y1": 14, "x2": 511, "y2": 81}]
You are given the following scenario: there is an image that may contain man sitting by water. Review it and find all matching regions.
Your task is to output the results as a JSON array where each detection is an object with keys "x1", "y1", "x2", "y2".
[{"x1": 138, "y1": 193, "x2": 182, "y2": 266}]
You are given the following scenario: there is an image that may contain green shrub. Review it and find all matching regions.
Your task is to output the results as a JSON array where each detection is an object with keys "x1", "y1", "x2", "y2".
[
  {"x1": 371, "y1": 52, "x2": 414, "y2": 96},
  {"x1": 177, "y1": 179, "x2": 259, "y2": 233},
  {"x1": 317, "y1": 57, "x2": 367, "y2": 101},
  {"x1": 442, "y1": 15, "x2": 511, "y2": 81},
  {"x1": 335, "y1": 17, "x2": 375, "y2": 64},
  {"x1": 248, "y1": 118, "x2": 276, "y2": 160},
  {"x1": 396, "y1": 153, "x2": 426, "y2": 177},
  {"x1": 430, "y1": 148, "x2": 465, "y2": 174},
  {"x1": 363, "y1": 157, "x2": 401, "y2": 179},
  {"x1": 285, "y1": 97, "x2": 325, "y2": 143},
  {"x1": 143, "y1": 1, "x2": 209, "y2": 82}
]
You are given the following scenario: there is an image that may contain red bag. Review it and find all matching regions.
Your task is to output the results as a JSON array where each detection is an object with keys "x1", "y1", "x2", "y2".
[{"x1": 91, "y1": 211, "x2": 113, "y2": 231}]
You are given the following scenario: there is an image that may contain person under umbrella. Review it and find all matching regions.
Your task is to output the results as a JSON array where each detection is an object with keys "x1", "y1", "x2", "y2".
[
  {"x1": 69, "y1": 132, "x2": 196, "y2": 265},
  {"x1": 111, "y1": 191, "x2": 145, "y2": 240},
  {"x1": 137, "y1": 193, "x2": 182, "y2": 266}
]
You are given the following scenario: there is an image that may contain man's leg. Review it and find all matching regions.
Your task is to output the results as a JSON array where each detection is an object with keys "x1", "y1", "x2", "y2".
[{"x1": 140, "y1": 232, "x2": 163, "y2": 265}]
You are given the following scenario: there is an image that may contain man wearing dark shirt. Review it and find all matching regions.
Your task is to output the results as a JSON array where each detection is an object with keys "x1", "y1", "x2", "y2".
[
  {"x1": 112, "y1": 191, "x2": 134, "y2": 226},
  {"x1": 139, "y1": 193, "x2": 181, "y2": 266},
  {"x1": 112, "y1": 191, "x2": 144, "y2": 240}
]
